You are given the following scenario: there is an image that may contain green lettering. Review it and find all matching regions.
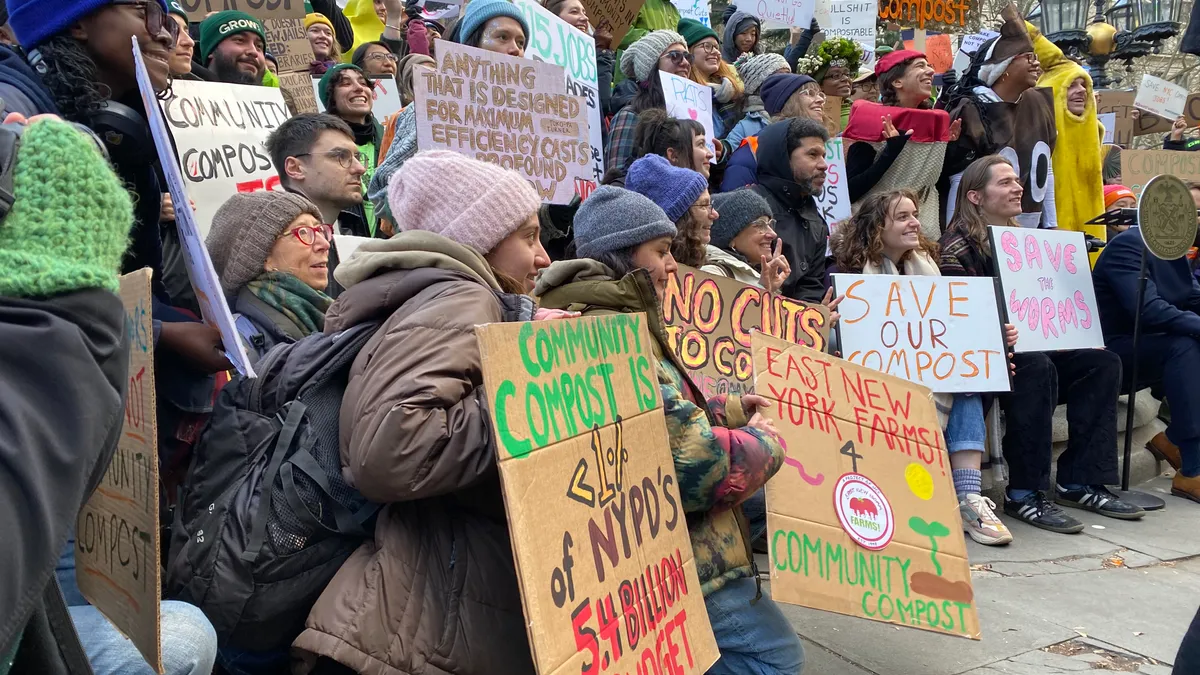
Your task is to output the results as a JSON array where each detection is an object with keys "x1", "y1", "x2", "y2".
[
  {"x1": 549, "y1": 322, "x2": 570, "y2": 364},
  {"x1": 536, "y1": 327, "x2": 554, "y2": 374},
  {"x1": 896, "y1": 598, "x2": 916, "y2": 625},
  {"x1": 861, "y1": 591, "x2": 875, "y2": 617},
  {"x1": 518, "y1": 322, "x2": 538, "y2": 377},
  {"x1": 826, "y1": 542, "x2": 845, "y2": 584},
  {"x1": 494, "y1": 380, "x2": 531, "y2": 458},
  {"x1": 803, "y1": 533, "x2": 822, "y2": 578},
  {"x1": 525, "y1": 381, "x2": 549, "y2": 448},
  {"x1": 558, "y1": 373, "x2": 579, "y2": 438},
  {"x1": 627, "y1": 313, "x2": 643, "y2": 354},
  {"x1": 635, "y1": 355, "x2": 656, "y2": 411},
  {"x1": 541, "y1": 378, "x2": 565, "y2": 442},
  {"x1": 772, "y1": 530, "x2": 787, "y2": 571},
  {"x1": 597, "y1": 362, "x2": 617, "y2": 423}
]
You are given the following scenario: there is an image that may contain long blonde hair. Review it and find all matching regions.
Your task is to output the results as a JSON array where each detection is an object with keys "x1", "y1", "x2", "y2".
[
  {"x1": 690, "y1": 59, "x2": 745, "y2": 102},
  {"x1": 947, "y1": 155, "x2": 1021, "y2": 255}
]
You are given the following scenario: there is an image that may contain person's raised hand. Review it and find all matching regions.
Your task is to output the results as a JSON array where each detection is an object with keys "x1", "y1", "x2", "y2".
[
  {"x1": 758, "y1": 238, "x2": 791, "y2": 294},
  {"x1": 593, "y1": 20, "x2": 614, "y2": 51},
  {"x1": 947, "y1": 118, "x2": 962, "y2": 142},
  {"x1": 160, "y1": 192, "x2": 175, "y2": 223},
  {"x1": 1004, "y1": 322, "x2": 1019, "y2": 347},
  {"x1": 1171, "y1": 115, "x2": 1188, "y2": 141},
  {"x1": 159, "y1": 321, "x2": 233, "y2": 373},
  {"x1": 821, "y1": 286, "x2": 844, "y2": 326},
  {"x1": 741, "y1": 393, "x2": 772, "y2": 418}
]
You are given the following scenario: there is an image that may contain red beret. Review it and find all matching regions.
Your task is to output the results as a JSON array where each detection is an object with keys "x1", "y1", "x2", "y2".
[{"x1": 875, "y1": 49, "x2": 926, "y2": 78}]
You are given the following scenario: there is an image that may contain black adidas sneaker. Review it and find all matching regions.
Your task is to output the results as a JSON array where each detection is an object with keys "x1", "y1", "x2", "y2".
[
  {"x1": 1055, "y1": 485, "x2": 1146, "y2": 520},
  {"x1": 1004, "y1": 491, "x2": 1085, "y2": 534}
]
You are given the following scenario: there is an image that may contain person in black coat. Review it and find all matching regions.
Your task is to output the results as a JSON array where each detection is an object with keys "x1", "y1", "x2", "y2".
[
  {"x1": 750, "y1": 117, "x2": 830, "y2": 302},
  {"x1": 1093, "y1": 225, "x2": 1200, "y2": 503}
]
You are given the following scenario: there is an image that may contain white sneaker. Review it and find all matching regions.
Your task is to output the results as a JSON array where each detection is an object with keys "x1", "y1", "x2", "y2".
[{"x1": 960, "y1": 493, "x2": 1014, "y2": 546}]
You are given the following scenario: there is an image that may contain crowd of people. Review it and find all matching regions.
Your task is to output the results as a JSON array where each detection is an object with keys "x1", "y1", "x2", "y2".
[{"x1": 1, "y1": 0, "x2": 1199, "y2": 674}]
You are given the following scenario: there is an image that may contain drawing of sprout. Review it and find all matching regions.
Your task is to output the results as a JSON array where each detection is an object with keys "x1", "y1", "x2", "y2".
[{"x1": 909, "y1": 516, "x2": 951, "y2": 576}]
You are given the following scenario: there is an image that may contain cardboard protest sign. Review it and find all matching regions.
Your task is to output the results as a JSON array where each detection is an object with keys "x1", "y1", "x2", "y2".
[
  {"x1": 279, "y1": 71, "x2": 319, "y2": 114},
  {"x1": 952, "y1": 30, "x2": 998, "y2": 75},
  {"x1": 823, "y1": 95, "x2": 844, "y2": 135},
  {"x1": 661, "y1": 71, "x2": 716, "y2": 162},
  {"x1": 989, "y1": 227, "x2": 1103, "y2": 352},
  {"x1": 263, "y1": 17, "x2": 314, "y2": 73},
  {"x1": 578, "y1": 0, "x2": 641, "y2": 47},
  {"x1": 815, "y1": 0, "x2": 878, "y2": 57},
  {"x1": 160, "y1": 79, "x2": 290, "y2": 238},
  {"x1": 816, "y1": 137, "x2": 850, "y2": 224},
  {"x1": 661, "y1": 266, "x2": 831, "y2": 397},
  {"x1": 1133, "y1": 93, "x2": 1200, "y2": 136},
  {"x1": 1133, "y1": 74, "x2": 1188, "y2": 123},
  {"x1": 736, "y1": 0, "x2": 817, "y2": 28},
  {"x1": 1121, "y1": 150, "x2": 1200, "y2": 199},
  {"x1": 677, "y1": 0, "x2": 713, "y2": 26},
  {"x1": 513, "y1": 0, "x2": 606, "y2": 183},
  {"x1": 831, "y1": 273, "x2": 1010, "y2": 393},
  {"x1": 903, "y1": 33, "x2": 954, "y2": 73},
  {"x1": 134, "y1": 40, "x2": 257, "y2": 377},
  {"x1": 415, "y1": 40, "x2": 594, "y2": 203},
  {"x1": 878, "y1": 0, "x2": 974, "y2": 32},
  {"x1": 76, "y1": 268, "x2": 162, "y2": 673},
  {"x1": 178, "y1": 0, "x2": 303, "y2": 22},
  {"x1": 753, "y1": 332, "x2": 980, "y2": 639},
  {"x1": 1094, "y1": 90, "x2": 1137, "y2": 146},
  {"x1": 313, "y1": 74, "x2": 405, "y2": 119},
  {"x1": 476, "y1": 315, "x2": 720, "y2": 675}
]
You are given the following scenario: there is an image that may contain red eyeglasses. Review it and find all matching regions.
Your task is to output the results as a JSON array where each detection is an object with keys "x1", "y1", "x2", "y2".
[{"x1": 282, "y1": 224, "x2": 335, "y2": 247}]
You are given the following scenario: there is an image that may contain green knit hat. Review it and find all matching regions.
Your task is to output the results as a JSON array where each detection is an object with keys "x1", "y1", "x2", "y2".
[
  {"x1": 318, "y1": 64, "x2": 365, "y2": 111},
  {"x1": 677, "y1": 18, "x2": 718, "y2": 48},
  {"x1": 199, "y1": 10, "x2": 266, "y2": 63},
  {"x1": 0, "y1": 120, "x2": 133, "y2": 298}
]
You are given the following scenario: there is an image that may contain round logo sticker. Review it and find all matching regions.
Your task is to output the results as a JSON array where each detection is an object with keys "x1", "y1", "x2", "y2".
[{"x1": 833, "y1": 473, "x2": 894, "y2": 550}]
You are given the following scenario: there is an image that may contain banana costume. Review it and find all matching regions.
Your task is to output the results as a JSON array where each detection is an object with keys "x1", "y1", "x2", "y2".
[
  {"x1": 1028, "y1": 21, "x2": 1106, "y2": 245},
  {"x1": 343, "y1": 0, "x2": 387, "y2": 63}
]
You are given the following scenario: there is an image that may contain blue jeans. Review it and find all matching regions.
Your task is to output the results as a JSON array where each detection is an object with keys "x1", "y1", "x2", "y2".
[
  {"x1": 56, "y1": 539, "x2": 218, "y2": 675},
  {"x1": 945, "y1": 393, "x2": 987, "y2": 454},
  {"x1": 705, "y1": 577, "x2": 805, "y2": 674}
]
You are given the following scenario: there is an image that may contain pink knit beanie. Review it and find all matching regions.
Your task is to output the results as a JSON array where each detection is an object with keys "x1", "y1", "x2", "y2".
[{"x1": 387, "y1": 150, "x2": 542, "y2": 253}]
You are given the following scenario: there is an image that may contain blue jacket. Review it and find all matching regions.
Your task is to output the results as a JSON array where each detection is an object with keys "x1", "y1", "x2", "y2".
[
  {"x1": 725, "y1": 110, "x2": 768, "y2": 153},
  {"x1": 0, "y1": 46, "x2": 58, "y2": 117},
  {"x1": 721, "y1": 137, "x2": 759, "y2": 191},
  {"x1": 1093, "y1": 227, "x2": 1200, "y2": 339}
]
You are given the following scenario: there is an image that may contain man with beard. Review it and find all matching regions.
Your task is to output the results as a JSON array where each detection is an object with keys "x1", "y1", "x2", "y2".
[
  {"x1": 198, "y1": 10, "x2": 266, "y2": 85},
  {"x1": 751, "y1": 116, "x2": 830, "y2": 302}
]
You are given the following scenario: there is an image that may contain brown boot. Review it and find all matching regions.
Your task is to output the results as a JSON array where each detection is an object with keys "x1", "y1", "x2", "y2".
[
  {"x1": 1147, "y1": 432, "x2": 1183, "y2": 471},
  {"x1": 1172, "y1": 472, "x2": 1200, "y2": 504}
]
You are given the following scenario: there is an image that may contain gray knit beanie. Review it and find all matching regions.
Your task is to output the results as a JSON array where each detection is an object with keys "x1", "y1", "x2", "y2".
[
  {"x1": 735, "y1": 52, "x2": 790, "y2": 97},
  {"x1": 620, "y1": 30, "x2": 687, "y2": 82},
  {"x1": 574, "y1": 186, "x2": 676, "y2": 259},
  {"x1": 711, "y1": 189, "x2": 773, "y2": 249},
  {"x1": 206, "y1": 191, "x2": 324, "y2": 294}
]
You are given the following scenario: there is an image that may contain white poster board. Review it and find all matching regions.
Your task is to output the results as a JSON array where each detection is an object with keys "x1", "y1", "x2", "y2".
[
  {"x1": 415, "y1": 40, "x2": 593, "y2": 203},
  {"x1": 677, "y1": 0, "x2": 713, "y2": 26},
  {"x1": 161, "y1": 80, "x2": 291, "y2": 239},
  {"x1": 814, "y1": 0, "x2": 877, "y2": 60},
  {"x1": 736, "y1": 0, "x2": 816, "y2": 27},
  {"x1": 313, "y1": 74, "x2": 405, "y2": 120},
  {"x1": 832, "y1": 273, "x2": 1011, "y2": 393},
  {"x1": 1134, "y1": 74, "x2": 1188, "y2": 122},
  {"x1": 660, "y1": 70, "x2": 716, "y2": 163},
  {"x1": 134, "y1": 39, "x2": 257, "y2": 378},
  {"x1": 513, "y1": 0, "x2": 605, "y2": 186},
  {"x1": 816, "y1": 137, "x2": 850, "y2": 224},
  {"x1": 953, "y1": 30, "x2": 998, "y2": 75},
  {"x1": 1098, "y1": 112, "x2": 1116, "y2": 143},
  {"x1": 989, "y1": 227, "x2": 1103, "y2": 352}
]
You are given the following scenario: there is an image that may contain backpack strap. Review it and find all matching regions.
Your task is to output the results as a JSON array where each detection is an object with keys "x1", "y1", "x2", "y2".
[
  {"x1": 281, "y1": 450, "x2": 379, "y2": 536},
  {"x1": 241, "y1": 401, "x2": 307, "y2": 563}
]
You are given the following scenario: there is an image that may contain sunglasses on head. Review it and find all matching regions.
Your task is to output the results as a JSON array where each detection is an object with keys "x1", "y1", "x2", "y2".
[
  {"x1": 111, "y1": 0, "x2": 181, "y2": 43},
  {"x1": 663, "y1": 50, "x2": 693, "y2": 64}
]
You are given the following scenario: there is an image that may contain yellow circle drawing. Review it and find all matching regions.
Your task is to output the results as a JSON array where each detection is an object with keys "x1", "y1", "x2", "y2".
[{"x1": 905, "y1": 463, "x2": 934, "y2": 500}]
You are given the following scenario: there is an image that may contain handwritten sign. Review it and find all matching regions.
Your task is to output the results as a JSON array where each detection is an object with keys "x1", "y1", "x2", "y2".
[
  {"x1": 134, "y1": 39, "x2": 257, "y2": 377},
  {"x1": 1133, "y1": 93, "x2": 1200, "y2": 136},
  {"x1": 160, "y1": 80, "x2": 291, "y2": 238},
  {"x1": 815, "y1": 0, "x2": 877, "y2": 57},
  {"x1": 513, "y1": 0, "x2": 606, "y2": 183},
  {"x1": 263, "y1": 17, "x2": 313, "y2": 73},
  {"x1": 1120, "y1": 150, "x2": 1200, "y2": 199},
  {"x1": 736, "y1": 0, "x2": 817, "y2": 27},
  {"x1": 178, "y1": 0, "x2": 303, "y2": 22},
  {"x1": 832, "y1": 273, "x2": 1010, "y2": 393},
  {"x1": 476, "y1": 315, "x2": 720, "y2": 675},
  {"x1": 76, "y1": 268, "x2": 162, "y2": 673},
  {"x1": 1133, "y1": 74, "x2": 1188, "y2": 123},
  {"x1": 817, "y1": 137, "x2": 850, "y2": 224},
  {"x1": 661, "y1": 266, "x2": 830, "y2": 397},
  {"x1": 415, "y1": 40, "x2": 593, "y2": 203},
  {"x1": 877, "y1": 0, "x2": 973, "y2": 31},
  {"x1": 990, "y1": 227, "x2": 1103, "y2": 352},
  {"x1": 1094, "y1": 90, "x2": 1137, "y2": 146},
  {"x1": 279, "y1": 71, "x2": 319, "y2": 114},
  {"x1": 579, "y1": 0, "x2": 641, "y2": 46},
  {"x1": 1139, "y1": 174, "x2": 1198, "y2": 261},
  {"x1": 952, "y1": 30, "x2": 998, "y2": 76},
  {"x1": 661, "y1": 71, "x2": 716, "y2": 163},
  {"x1": 313, "y1": 74, "x2": 405, "y2": 119},
  {"x1": 754, "y1": 332, "x2": 980, "y2": 639},
  {"x1": 677, "y1": 0, "x2": 713, "y2": 26}
]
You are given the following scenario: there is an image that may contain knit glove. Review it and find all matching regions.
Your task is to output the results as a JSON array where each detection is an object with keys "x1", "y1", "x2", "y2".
[{"x1": 710, "y1": 77, "x2": 736, "y2": 104}]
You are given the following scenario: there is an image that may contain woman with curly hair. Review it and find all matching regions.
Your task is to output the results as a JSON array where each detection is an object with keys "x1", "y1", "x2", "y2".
[
  {"x1": 834, "y1": 188, "x2": 1017, "y2": 547},
  {"x1": 795, "y1": 37, "x2": 862, "y2": 129},
  {"x1": 626, "y1": 154, "x2": 716, "y2": 268}
]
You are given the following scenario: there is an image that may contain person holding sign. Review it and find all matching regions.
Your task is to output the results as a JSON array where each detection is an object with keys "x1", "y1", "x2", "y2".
[
  {"x1": 607, "y1": 29, "x2": 693, "y2": 173},
  {"x1": 542, "y1": 0, "x2": 617, "y2": 116},
  {"x1": 626, "y1": 153, "x2": 715, "y2": 267},
  {"x1": 940, "y1": 155, "x2": 1144, "y2": 532},
  {"x1": 536, "y1": 186, "x2": 805, "y2": 675},
  {"x1": 679, "y1": 18, "x2": 743, "y2": 145},
  {"x1": 294, "y1": 151, "x2": 554, "y2": 675},
  {"x1": 833, "y1": 189, "x2": 1017, "y2": 546}
]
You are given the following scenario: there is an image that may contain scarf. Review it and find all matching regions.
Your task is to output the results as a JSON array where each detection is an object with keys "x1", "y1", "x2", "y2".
[
  {"x1": 743, "y1": 94, "x2": 765, "y2": 115},
  {"x1": 246, "y1": 271, "x2": 333, "y2": 336}
]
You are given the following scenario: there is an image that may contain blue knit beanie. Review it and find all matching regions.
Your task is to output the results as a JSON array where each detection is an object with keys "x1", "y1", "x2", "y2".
[
  {"x1": 10, "y1": 0, "x2": 169, "y2": 48},
  {"x1": 574, "y1": 187, "x2": 676, "y2": 260},
  {"x1": 625, "y1": 154, "x2": 708, "y2": 223},
  {"x1": 762, "y1": 73, "x2": 815, "y2": 115},
  {"x1": 710, "y1": 189, "x2": 773, "y2": 249},
  {"x1": 456, "y1": 0, "x2": 529, "y2": 46}
]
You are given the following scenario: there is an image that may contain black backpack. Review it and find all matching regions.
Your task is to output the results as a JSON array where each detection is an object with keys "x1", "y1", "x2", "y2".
[{"x1": 166, "y1": 321, "x2": 382, "y2": 650}]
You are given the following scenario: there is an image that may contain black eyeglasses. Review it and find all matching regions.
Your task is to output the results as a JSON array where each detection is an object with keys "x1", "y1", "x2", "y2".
[
  {"x1": 663, "y1": 50, "x2": 693, "y2": 65},
  {"x1": 366, "y1": 52, "x2": 399, "y2": 63},
  {"x1": 112, "y1": 0, "x2": 181, "y2": 43},
  {"x1": 296, "y1": 148, "x2": 367, "y2": 169}
]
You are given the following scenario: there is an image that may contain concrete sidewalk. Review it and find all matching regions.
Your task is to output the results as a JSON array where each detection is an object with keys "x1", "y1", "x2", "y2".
[{"x1": 768, "y1": 475, "x2": 1200, "y2": 675}]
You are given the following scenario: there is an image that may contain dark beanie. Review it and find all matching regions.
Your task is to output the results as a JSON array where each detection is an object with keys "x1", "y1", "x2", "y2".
[
  {"x1": 574, "y1": 187, "x2": 677, "y2": 259},
  {"x1": 199, "y1": 10, "x2": 266, "y2": 63},
  {"x1": 318, "y1": 63, "x2": 365, "y2": 110},
  {"x1": 710, "y1": 190, "x2": 773, "y2": 249},
  {"x1": 10, "y1": 0, "x2": 168, "y2": 48},
  {"x1": 762, "y1": 73, "x2": 815, "y2": 115},
  {"x1": 677, "y1": 18, "x2": 718, "y2": 48}
]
